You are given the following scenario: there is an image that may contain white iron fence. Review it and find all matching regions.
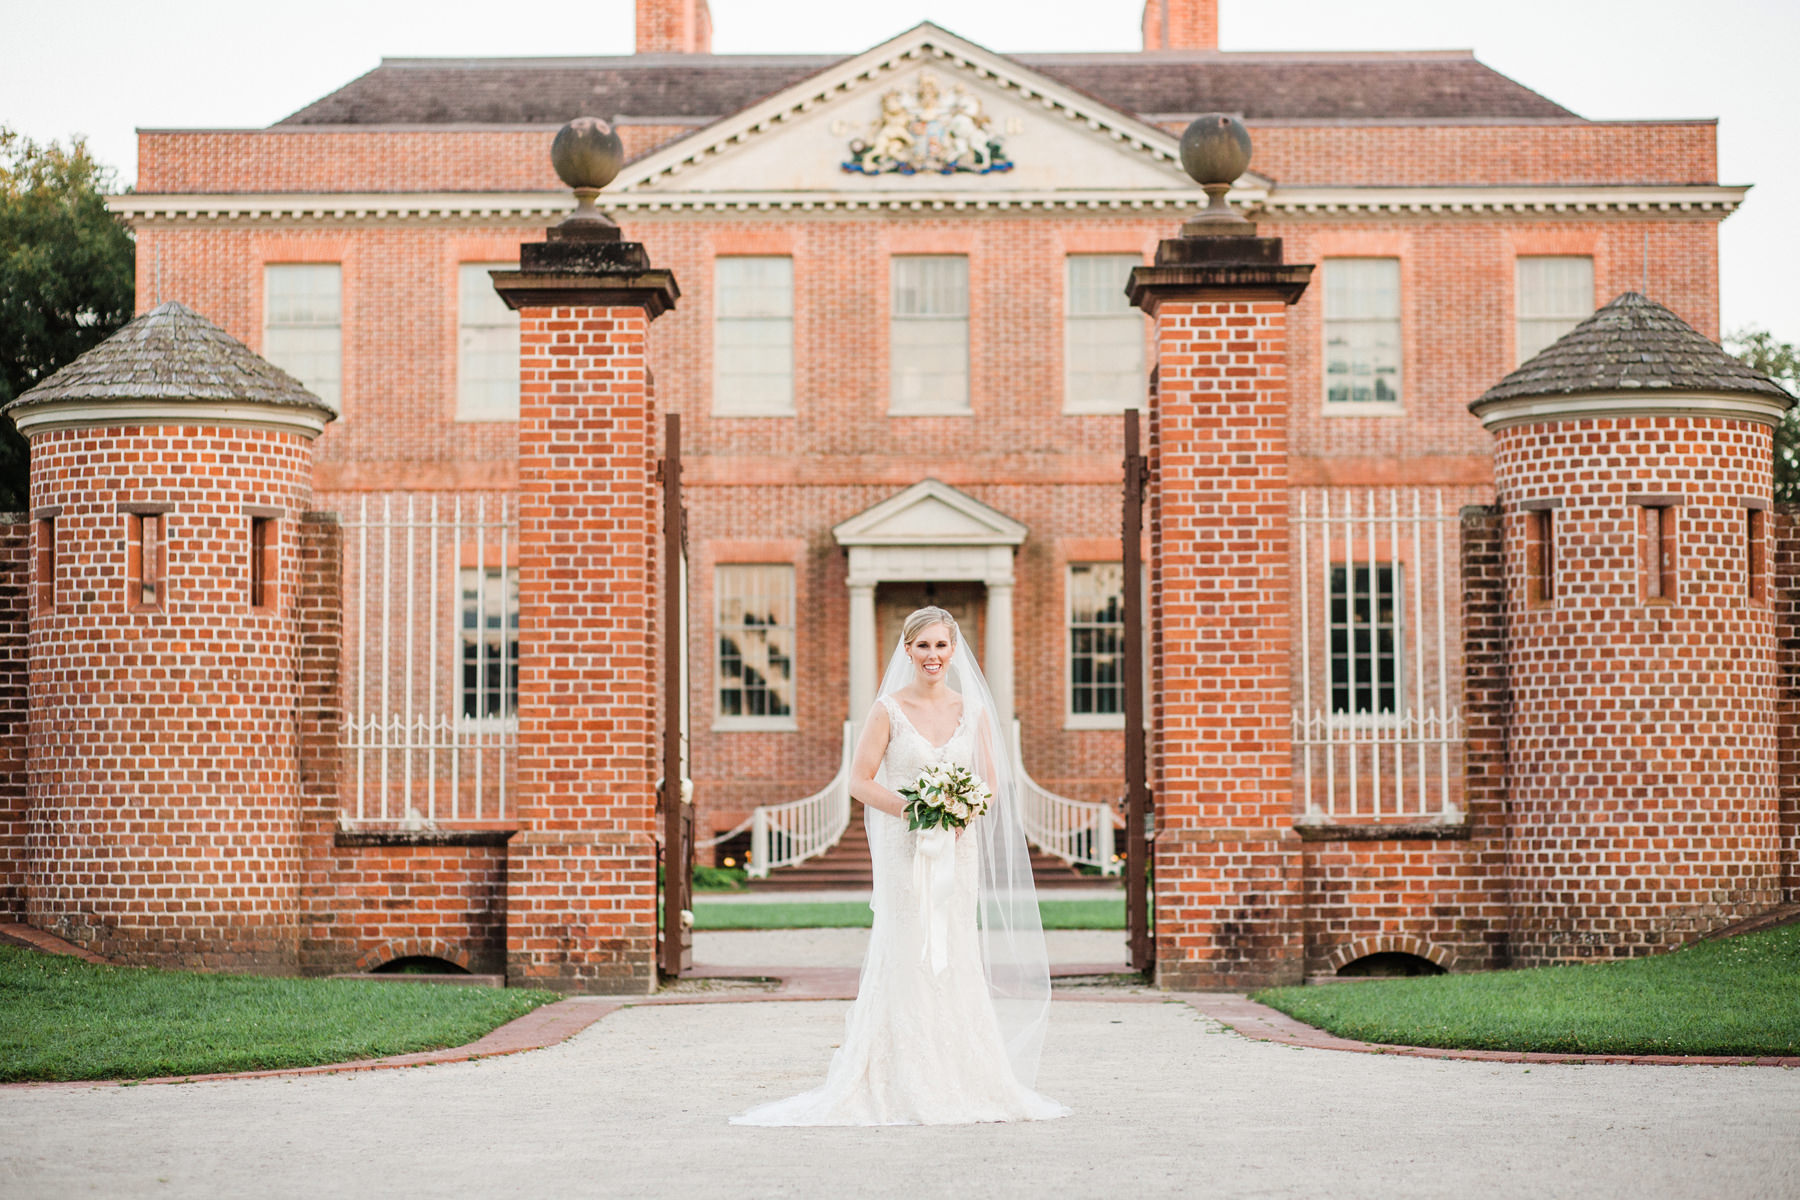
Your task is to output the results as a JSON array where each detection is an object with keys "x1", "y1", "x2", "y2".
[
  {"x1": 1014, "y1": 721, "x2": 1121, "y2": 874},
  {"x1": 1293, "y1": 488, "x2": 1464, "y2": 821},
  {"x1": 340, "y1": 493, "x2": 520, "y2": 825},
  {"x1": 747, "y1": 722, "x2": 855, "y2": 878}
]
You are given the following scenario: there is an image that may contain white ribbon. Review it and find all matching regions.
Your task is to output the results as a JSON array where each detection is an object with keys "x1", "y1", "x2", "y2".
[{"x1": 913, "y1": 826, "x2": 957, "y2": 976}]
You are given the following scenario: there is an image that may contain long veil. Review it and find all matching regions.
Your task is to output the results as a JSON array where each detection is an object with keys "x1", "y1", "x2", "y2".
[{"x1": 871, "y1": 629, "x2": 1052, "y2": 1087}]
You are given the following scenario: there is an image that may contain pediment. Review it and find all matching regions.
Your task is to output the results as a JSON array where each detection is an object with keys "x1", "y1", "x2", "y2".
[
  {"x1": 833, "y1": 479, "x2": 1026, "y2": 547},
  {"x1": 613, "y1": 23, "x2": 1270, "y2": 205}
]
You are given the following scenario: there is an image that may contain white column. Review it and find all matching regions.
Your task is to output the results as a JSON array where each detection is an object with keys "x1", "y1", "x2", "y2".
[
  {"x1": 848, "y1": 582, "x2": 877, "y2": 726},
  {"x1": 985, "y1": 579, "x2": 1014, "y2": 728}
]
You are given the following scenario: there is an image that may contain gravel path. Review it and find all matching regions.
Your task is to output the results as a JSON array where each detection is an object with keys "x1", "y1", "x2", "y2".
[{"x1": 4, "y1": 994, "x2": 1795, "y2": 1199}]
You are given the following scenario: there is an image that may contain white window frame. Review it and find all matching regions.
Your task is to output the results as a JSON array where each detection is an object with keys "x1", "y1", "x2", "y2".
[
  {"x1": 457, "y1": 566, "x2": 519, "y2": 730},
  {"x1": 889, "y1": 255, "x2": 970, "y2": 415},
  {"x1": 1066, "y1": 562, "x2": 1127, "y2": 730},
  {"x1": 1327, "y1": 561, "x2": 1404, "y2": 729},
  {"x1": 457, "y1": 262, "x2": 520, "y2": 421},
  {"x1": 1515, "y1": 255, "x2": 1595, "y2": 366},
  {"x1": 263, "y1": 263, "x2": 342, "y2": 409},
  {"x1": 714, "y1": 563, "x2": 798, "y2": 731},
  {"x1": 1063, "y1": 254, "x2": 1146, "y2": 414},
  {"x1": 714, "y1": 256, "x2": 796, "y2": 417},
  {"x1": 1322, "y1": 257, "x2": 1403, "y2": 415}
]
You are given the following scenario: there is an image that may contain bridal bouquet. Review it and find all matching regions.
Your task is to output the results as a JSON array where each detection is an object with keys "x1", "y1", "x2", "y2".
[{"x1": 900, "y1": 762, "x2": 993, "y2": 833}]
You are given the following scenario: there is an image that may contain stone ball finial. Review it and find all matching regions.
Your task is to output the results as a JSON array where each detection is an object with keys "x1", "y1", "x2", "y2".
[
  {"x1": 552, "y1": 117, "x2": 624, "y2": 191},
  {"x1": 1178, "y1": 113, "x2": 1252, "y2": 186},
  {"x1": 1177, "y1": 113, "x2": 1255, "y2": 235}
]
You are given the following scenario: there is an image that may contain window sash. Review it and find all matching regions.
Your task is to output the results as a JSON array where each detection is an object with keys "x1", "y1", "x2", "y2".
[
  {"x1": 459, "y1": 567, "x2": 519, "y2": 720},
  {"x1": 264, "y1": 264, "x2": 342, "y2": 408},
  {"x1": 1328, "y1": 564, "x2": 1403, "y2": 717},
  {"x1": 1065, "y1": 254, "x2": 1144, "y2": 411},
  {"x1": 1323, "y1": 259, "x2": 1401, "y2": 407},
  {"x1": 1068, "y1": 563, "x2": 1126, "y2": 717},
  {"x1": 716, "y1": 257, "x2": 795, "y2": 415},
  {"x1": 1515, "y1": 256, "x2": 1594, "y2": 365},
  {"x1": 715, "y1": 564, "x2": 795, "y2": 721},
  {"x1": 891, "y1": 257, "x2": 969, "y2": 412},
  {"x1": 458, "y1": 263, "x2": 520, "y2": 420}
]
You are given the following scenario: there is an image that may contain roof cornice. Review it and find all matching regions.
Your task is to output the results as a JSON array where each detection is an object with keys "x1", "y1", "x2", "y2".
[{"x1": 108, "y1": 183, "x2": 1748, "y2": 225}]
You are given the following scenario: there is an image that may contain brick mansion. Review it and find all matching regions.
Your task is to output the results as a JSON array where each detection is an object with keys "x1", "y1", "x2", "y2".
[{"x1": 0, "y1": 0, "x2": 1792, "y2": 990}]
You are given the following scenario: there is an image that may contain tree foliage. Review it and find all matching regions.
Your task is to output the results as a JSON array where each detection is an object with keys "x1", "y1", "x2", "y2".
[
  {"x1": 0, "y1": 128, "x2": 136, "y2": 511},
  {"x1": 1728, "y1": 327, "x2": 1800, "y2": 503}
]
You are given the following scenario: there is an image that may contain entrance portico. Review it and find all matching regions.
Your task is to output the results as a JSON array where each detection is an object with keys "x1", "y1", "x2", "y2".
[{"x1": 832, "y1": 480, "x2": 1026, "y2": 728}]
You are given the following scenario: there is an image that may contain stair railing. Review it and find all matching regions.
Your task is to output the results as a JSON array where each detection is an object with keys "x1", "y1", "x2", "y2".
[
  {"x1": 747, "y1": 721, "x2": 855, "y2": 879},
  {"x1": 1012, "y1": 720, "x2": 1123, "y2": 875}
]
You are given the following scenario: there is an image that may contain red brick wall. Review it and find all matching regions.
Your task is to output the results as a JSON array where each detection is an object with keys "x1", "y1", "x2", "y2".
[
  {"x1": 25, "y1": 424, "x2": 315, "y2": 970},
  {"x1": 1495, "y1": 416, "x2": 1783, "y2": 963},
  {"x1": 1142, "y1": 0, "x2": 1218, "y2": 51},
  {"x1": 0, "y1": 519, "x2": 28, "y2": 921},
  {"x1": 303, "y1": 836, "x2": 510, "y2": 976},
  {"x1": 1144, "y1": 291, "x2": 1304, "y2": 990},
  {"x1": 636, "y1": 0, "x2": 711, "y2": 55},
  {"x1": 507, "y1": 302, "x2": 661, "y2": 993},
  {"x1": 1774, "y1": 506, "x2": 1800, "y2": 903}
]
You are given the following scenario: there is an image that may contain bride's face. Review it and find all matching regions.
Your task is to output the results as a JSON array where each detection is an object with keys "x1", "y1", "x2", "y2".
[{"x1": 906, "y1": 623, "x2": 956, "y2": 684}]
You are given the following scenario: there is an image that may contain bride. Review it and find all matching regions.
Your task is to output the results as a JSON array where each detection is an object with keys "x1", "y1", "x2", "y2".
[{"x1": 732, "y1": 606, "x2": 1069, "y2": 1127}]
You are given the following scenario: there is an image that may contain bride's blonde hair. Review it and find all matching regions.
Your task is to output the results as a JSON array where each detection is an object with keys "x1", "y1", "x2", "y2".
[{"x1": 900, "y1": 605, "x2": 959, "y2": 646}]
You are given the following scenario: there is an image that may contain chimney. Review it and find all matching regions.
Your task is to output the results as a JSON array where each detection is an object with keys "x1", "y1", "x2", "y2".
[
  {"x1": 1142, "y1": 0, "x2": 1218, "y2": 51},
  {"x1": 636, "y1": 0, "x2": 712, "y2": 54}
]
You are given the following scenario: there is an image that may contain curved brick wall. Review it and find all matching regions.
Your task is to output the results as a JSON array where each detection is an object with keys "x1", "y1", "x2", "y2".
[
  {"x1": 26, "y1": 424, "x2": 315, "y2": 970},
  {"x1": 1494, "y1": 415, "x2": 1782, "y2": 963}
]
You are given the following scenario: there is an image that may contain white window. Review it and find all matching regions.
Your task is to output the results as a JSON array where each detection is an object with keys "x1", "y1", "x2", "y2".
[
  {"x1": 715, "y1": 564, "x2": 795, "y2": 727},
  {"x1": 458, "y1": 263, "x2": 519, "y2": 420},
  {"x1": 1064, "y1": 254, "x2": 1145, "y2": 412},
  {"x1": 1068, "y1": 563, "x2": 1126, "y2": 726},
  {"x1": 1330, "y1": 564, "x2": 1401, "y2": 718},
  {"x1": 1516, "y1": 256, "x2": 1595, "y2": 366},
  {"x1": 890, "y1": 255, "x2": 969, "y2": 414},
  {"x1": 715, "y1": 256, "x2": 795, "y2": 416},
  {"x1": 460, "y1": 567, "x2": 518, "y2": 721},
  {"x1": 264, "y1": 264, "x2": 341, "y2": 408},
  {"x1": 1323, "y1": 258, "x2": 1401, "y2": 409}
]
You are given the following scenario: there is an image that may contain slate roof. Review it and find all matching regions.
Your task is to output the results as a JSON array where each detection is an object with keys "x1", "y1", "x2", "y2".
[
  {"x1": 5, "y1": 302, "x2": 336, "y2": 418},
  {"x1": 274, "y1": 50, "x2": 1576, "y2": 128},
  {"x1": 1475, "y1": 292, "x2": 1793, "y2": 407}
]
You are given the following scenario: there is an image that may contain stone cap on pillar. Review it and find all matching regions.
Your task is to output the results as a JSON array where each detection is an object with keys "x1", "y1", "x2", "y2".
[
  {"x1": 1470, "y1": 291, "x2": 1794, "y2": 431},
  {"x1": 491, "y1": 116, "x2": 680, "y2": 317},
  {"x1": 3, "y1": 300, "x2": 337, "y2": 439},
  {"x1": 1127, "y1": 113, "x2": 1312, "y2": 311}
]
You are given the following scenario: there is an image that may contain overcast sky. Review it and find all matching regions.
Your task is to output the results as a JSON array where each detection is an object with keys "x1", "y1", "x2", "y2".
[{"x1": 3, "y1": 0, "x2": 1795, "y2": 342}]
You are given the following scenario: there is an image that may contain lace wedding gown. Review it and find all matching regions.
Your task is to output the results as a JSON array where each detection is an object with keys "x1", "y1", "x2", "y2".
[{"x1": 731, "y1": 694, "x2": 1069, "y2": 1127}]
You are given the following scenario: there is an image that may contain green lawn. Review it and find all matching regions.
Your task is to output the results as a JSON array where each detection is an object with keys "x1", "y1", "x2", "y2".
[
  {"x1": 692, "y1": 896, "x2": 1125, "y2": 931},
  {"x1": 0, "y1": 946, "x2": 560, "y2": 1083},
  {"x1": 1253, "y1": 923, "x2": 1800, "y2": 1057}
]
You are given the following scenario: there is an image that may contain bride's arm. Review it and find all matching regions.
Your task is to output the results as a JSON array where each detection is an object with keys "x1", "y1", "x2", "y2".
[{"x1": 848, "y1": 705, "x2": 907, "y2": 819}]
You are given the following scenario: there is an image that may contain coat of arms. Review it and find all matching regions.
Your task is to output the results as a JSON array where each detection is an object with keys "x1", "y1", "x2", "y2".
[{"x1": 843, "y1": 72, "x2": 1013, "y2": 176}]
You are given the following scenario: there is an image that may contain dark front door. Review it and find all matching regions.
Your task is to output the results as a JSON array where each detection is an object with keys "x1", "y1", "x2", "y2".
[{"x1": 876, "y1": 581, "x2": 985, "y2": 670}]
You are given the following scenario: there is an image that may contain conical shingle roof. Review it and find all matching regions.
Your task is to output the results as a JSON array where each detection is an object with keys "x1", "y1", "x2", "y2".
[
  {"x1": 1475, "y1": 292, "x2": 1791, "y2": 408},
  {"x1": 5, "y1": 301, "x2": 335, "y2": 423}
]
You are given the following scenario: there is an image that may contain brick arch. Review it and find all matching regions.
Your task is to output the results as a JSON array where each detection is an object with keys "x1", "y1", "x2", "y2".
[
  {"x1": 1326, "y1": 935, "x2": 1453, "y2": 974},
  {"x1": 354, "y1": 938, "x2": 474, "y2": 973}
]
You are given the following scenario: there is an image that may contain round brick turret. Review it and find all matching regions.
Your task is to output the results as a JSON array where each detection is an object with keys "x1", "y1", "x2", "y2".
[
  {"x1": 5, "y1": 302, "x2": 334, "y2": 970},
  {"x1": 1471, "y1": 292, "x2": 1793, "y2": 964}
]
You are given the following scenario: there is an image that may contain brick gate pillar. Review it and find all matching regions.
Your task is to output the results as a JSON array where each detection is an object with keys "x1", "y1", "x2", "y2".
[
  {"x1": 1128, "y1": 116, "x2": 1313, "y2": 990},
  {"x1": 493, "y1": 120, "x2": 678, "y2": 993}
]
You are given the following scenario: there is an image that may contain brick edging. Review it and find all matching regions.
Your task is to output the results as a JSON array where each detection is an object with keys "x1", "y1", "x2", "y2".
[
  {"x1": 2, "y1": 998, "x2": 622, "y2": 1091},
  {"x1": 1184, "y1": 994, "x2": 1800, "y2": 1068}
]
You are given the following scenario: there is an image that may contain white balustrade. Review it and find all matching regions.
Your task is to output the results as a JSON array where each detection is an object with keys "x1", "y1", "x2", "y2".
[
  {"x1": 747, "y1": 722, "x2": 855, "y2": 878},
  {"x1": 1013, "y1": 721, "x2": 1121, "y2": 875}
]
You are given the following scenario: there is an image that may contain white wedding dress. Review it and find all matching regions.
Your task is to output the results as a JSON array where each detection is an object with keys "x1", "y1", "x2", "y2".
[{"x1": 731, "y1": 694, "x2": 1069, "y2": 1127}]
